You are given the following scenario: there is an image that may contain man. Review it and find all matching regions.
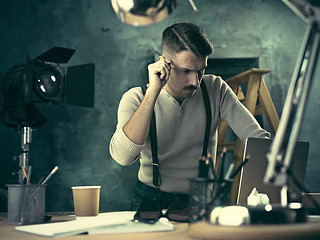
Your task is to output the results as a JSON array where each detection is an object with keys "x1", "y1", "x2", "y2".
[{"x1": 109, "y1": 23, "x2": 270, "y2": 210}]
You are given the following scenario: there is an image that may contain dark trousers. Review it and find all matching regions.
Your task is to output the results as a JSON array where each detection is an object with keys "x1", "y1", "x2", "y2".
[{"x1": 131, "y1": 180, "x2": 189, "y2": 211}]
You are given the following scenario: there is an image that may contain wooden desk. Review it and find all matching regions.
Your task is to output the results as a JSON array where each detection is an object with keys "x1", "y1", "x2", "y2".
[
  {"x1": 2, "y1": 212, "x2": 320, "y2": 240},
  {"x1": 189, "y1": 218, "x2": 320, "y2": 240},
  {"x1": 0, "y1": 212, "x2": 193, "y2": 240}
]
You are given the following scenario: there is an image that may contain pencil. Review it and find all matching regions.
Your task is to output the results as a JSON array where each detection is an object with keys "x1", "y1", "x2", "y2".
[
  {"x1": 27, "y1": 166, "x2": 59, "y2": 203},
  {"x1": 27, "y1": 166, "x2": 32, "y2": 185},
  {"x1": 41, "y1": 166, "x2": 59, "y2": 185},
  {"x1": 217, "y1": 147, "x2": 227, "y2": 180},
  {"x1": 230, "y1": 155, "x2": 250, "y2": 179},
  {"x1": 21, "y1": 166, "x2": 28, "y2": 182},
  {"x1": 207, "y1": 153, "x2": 216, "y2": 179}
]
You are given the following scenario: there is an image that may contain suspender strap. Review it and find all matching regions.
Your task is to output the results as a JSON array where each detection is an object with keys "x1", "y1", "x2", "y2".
[
  {"x1": 200, "y1": 80, "x2": 212, "y2": 158},
  {"x1": 150, "y1": 110, "x2": 160, "y2": 188},
  {"x1": 141, "y1": 85, "x2": 160, "y2": 188},
  {"x1": 141, "y1": 81, "x2": 212, "y2": 188}
]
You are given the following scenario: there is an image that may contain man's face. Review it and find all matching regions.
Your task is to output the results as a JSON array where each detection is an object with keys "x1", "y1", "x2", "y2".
[{"x1": 164, "y1": 50, "x2": 207, "y2": 103}]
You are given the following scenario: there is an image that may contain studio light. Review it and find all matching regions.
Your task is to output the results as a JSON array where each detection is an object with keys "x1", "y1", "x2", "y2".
[
  {"x1": 35, "y1": 65, "x2": 64, "y2": 101},
  {"x1": 1, "y1": 46, "x2": 95, "y2": 129},
  {"x1": 1, "y1": 47, "x2": 94, "y2": 184}
]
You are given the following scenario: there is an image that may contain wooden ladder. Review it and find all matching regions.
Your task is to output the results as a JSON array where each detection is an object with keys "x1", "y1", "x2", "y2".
[{"x1": 216, "y1": 68, "x2": 279, "y2": 204}]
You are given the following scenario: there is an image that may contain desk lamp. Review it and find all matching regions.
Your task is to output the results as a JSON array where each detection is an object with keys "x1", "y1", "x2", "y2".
[{"x1": 264, "y1": 0, "x2": 320, "y2": 208}]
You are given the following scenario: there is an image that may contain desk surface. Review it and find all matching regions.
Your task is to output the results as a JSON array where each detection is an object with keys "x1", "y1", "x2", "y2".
[
  {"x1": 0, "y1": 212, "x2": 193, "y2": 240},
  {"x1": 1, "y1": 213, "x2": 320, "y2": 240},
  {"x1": 189, "y1": 219, "x2": 320, "y2": 240}
]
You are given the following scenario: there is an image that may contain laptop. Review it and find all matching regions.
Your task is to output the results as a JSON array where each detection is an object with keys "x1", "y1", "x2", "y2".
[{"x1": 237, "y1": 138, "x2": 309, "y2": 205}]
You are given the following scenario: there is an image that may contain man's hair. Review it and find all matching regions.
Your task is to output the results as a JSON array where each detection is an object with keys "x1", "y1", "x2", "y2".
[{"x1": 161, "y1": 23, "x2": 214, "y2": 58}]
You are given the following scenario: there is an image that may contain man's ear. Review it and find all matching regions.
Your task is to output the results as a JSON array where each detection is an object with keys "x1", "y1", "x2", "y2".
[
  {"x1": 159, "y1": 53, "x2": 173, "y2": 62},
  {"x1": 160, "y1": 51, "x2": 173, "y2": 61}
]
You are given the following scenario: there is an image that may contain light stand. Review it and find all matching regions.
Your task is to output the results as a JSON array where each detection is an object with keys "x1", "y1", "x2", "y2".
[
  {"x1": 264, "y1": 0, "x2": 320, "y2": 207},
  {"x1": 17, "y1": 126, "x2": 32, "y2": 184}
]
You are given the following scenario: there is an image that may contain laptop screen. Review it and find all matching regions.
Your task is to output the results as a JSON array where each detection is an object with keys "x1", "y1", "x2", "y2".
[{"x1": 237, "y1": 138, "x2": 309, "y2": 205}]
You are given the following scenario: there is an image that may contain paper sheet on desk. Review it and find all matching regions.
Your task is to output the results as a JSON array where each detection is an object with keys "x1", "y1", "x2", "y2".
[
  {"x1": 15, "y1": 212, "x2": 174, "y2": 238},
  {"x1": 80, "y1": 212, "x2": 174, "y2": 235},
  {"x1": 88, "y1": 213, "x2": 174, "y2": 235}
]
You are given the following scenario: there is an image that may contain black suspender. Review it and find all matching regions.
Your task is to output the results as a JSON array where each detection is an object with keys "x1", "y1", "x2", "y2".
[
  {"x1": 141, "y1": 85, "x2": 160, "y2": 188},
  {"x1": 200, "y1": 80, "x2": 212, "y2": 158},
  {"x1": 141, "y1": 81, "x2": 212, "y2": 188}
]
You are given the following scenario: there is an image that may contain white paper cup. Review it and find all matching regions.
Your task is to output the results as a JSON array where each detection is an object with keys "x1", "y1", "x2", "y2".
[{"x1": 71, "y1": 186, "x2": 101, "y2": 216}]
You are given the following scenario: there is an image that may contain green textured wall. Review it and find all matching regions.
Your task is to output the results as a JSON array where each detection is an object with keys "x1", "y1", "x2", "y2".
[{"x1": 0, "y1": 0, "x2": 319, "y2": 212}]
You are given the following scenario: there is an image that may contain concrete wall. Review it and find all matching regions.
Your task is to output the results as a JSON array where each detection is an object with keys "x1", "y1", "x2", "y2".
[{"x1": 0, "y1": 0, "x2": 319, "y2": 212}]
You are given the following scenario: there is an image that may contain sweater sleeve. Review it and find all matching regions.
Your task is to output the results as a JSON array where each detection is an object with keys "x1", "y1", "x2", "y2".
[
  {"x1": 109, "y1": 88, "x2": 145, "y2": 166},
  {"x1": 215, "y1": 77, "x2": 271, "y2": 142}
]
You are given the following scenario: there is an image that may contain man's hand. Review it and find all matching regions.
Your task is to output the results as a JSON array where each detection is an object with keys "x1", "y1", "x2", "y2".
[
  {"x1": 147, "y1": 56, "x2": 172, "y2": 92},
  {"x1": 122, "y1": 56, "x2": 171, "y2": 145}
]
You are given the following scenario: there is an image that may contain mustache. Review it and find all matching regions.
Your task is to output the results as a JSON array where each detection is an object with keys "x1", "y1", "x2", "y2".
[{"x1": 184, "y1": 85, "x2": 198, "y2": 91}]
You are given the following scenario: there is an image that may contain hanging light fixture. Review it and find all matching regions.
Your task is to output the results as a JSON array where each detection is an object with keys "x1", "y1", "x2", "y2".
[{"x1": 111, "y1": 0, "x2": 198, "y2": 26}]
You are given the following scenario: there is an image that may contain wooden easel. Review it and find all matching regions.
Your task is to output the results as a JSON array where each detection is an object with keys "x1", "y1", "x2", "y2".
[{"x1": 216, "y1": 68, "x2": 279, "y2": 204}]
